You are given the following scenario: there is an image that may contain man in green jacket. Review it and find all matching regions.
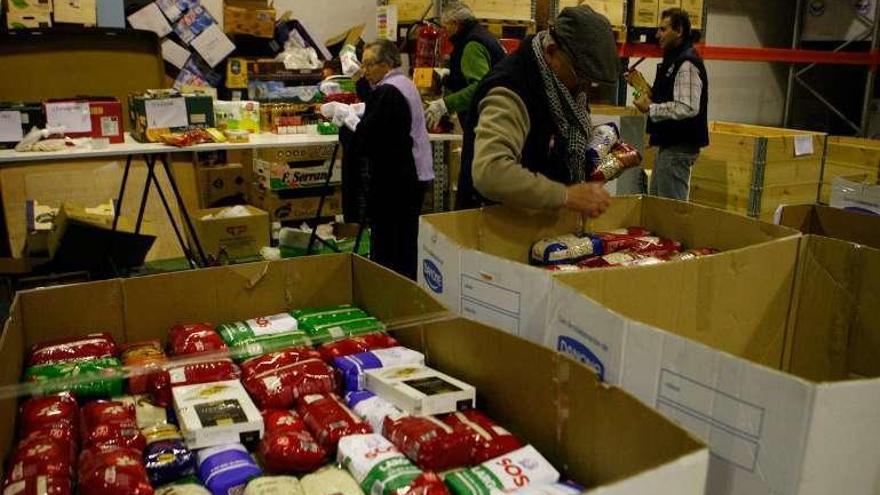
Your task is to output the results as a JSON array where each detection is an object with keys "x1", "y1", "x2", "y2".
[{"x1": 425, "y1": 2, "x2": 506, "y2": 130}]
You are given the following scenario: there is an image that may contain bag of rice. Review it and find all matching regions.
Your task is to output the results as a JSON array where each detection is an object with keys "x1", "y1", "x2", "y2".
[
  {"x1": 338, "y1": 434, "x2": 422, "y2": 495},
  {"x1": 443, "y1": 446, "x2": 559, "y2": 495},
  {"x1": 240, "y1": 347, "x2": 322, "y2": 381},
  {"x1": 197, "y1": 444, "x2": 262, "y2": 495},
  {"x1": 143, "y1": 424, "x2": 196, "y2": 486},
  {"x1": 245, "y1": 476, "x2": 305, "y2": 495},
  {"x1": 382, "y1": 415, "x2": 470, "y2": 472},
  {"x1": 301, "y1": 466, "x2": 364, "y2": 495},
  {"x1": 297, "y1": 394, "x2": 371, "y2": 452},
  {"x1": 293, "y1": 306, "x2": 385, "y2": 344},
  {"x1": 243, "y1": 359, "x2": 336, "y2": 410},
  {"x1": 217, "y1": 313, "x2": 310, "y2": 359},
  {"x1": 441, "y1": 410, "x2": 522, "y2": 464},
  {"x1": 345, "y1": 391, "x2": 401, "y2": 434},
  {"x1": 334, "y1": 347, "x2": 424, "y2": 392}
]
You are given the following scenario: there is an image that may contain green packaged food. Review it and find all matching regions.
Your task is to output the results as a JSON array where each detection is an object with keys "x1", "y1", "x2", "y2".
[
  {"x1": 292, "y1": 305, "x2": 385, "y2": 344},
  {"x1": 218, "y1": 312, "x2": 310, "y2": 360},
  {"x1": 25, "y1": 357, "x2": 124, "y2": 397}
]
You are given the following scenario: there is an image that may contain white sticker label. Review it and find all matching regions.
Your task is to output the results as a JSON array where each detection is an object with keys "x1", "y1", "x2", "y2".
[
  {"x1": 482, "y1": 445, "x2": 559, "y2": 491},
  {"x1": 100, "y1": 116, "x2": 119, "y2": 137},
  {"x1": 0, "y1": 111, "x2": 23, "y2": 142},
  {"x1": 263, "y1": 376, "x2": 282, "y2": 392},
  {"x1": 245, "y1": 313, "x2": 298, "y2": 336},
  {"x1": 794, "y1": 135, "x2": 814, "y2": 156},
  {"x1": 45, "y1": 101, "x2": 92, "y2": 133},
  {"x1": 144, "y1": 98, "x2": 189, "y2": 129},
  {"x1": 169, "y1": 367, "x2": 188, "y2": 384}
]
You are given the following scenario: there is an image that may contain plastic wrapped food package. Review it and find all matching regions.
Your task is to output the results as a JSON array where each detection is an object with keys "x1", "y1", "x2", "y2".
[
  {"x1": 121, "y1": 340, "x2": 168, "y2": 395},
  {"x1": 443, "y1": 446, "x2": 559, "y2": 495},
  {"x1": 334, "y1": 347, "x2": 424, "y2": 392},
  {"x1": 78, "y1": 446, "x2": 155, "y2": 495},
  {"x1": 217, "y1": 313, "x2": 310, "y2": 358},
  {"x1": 245, "y1": 476, "x2": 305, "y2": 495},
  {"x1": 118, "y1": 395, "x2": 173, "y2": 430},
  {"x1": 80, "y1": 401, "x2": 146, "y2": 451},
  {"x1": 293, "y1": 305, "x2": 385, "y2": 343},
  {"x1": 22, "y1": 423, "x2": 78, "y2": 465},
  {"x1": 589, "y1": 142, "x2": 642, "y2": 182},
  {"x1": 197, "y1": 444, "x2": 262, "y2": 495},
  {"x1": 4, "y1": 435, "x2": 72, "y2": 488},
  {"x1": 301, "y1": 466, "x2": 364, "y2": 495},
  {"x1": 442, "y1": 410, "x2": 522, "y2": 464},
  {"x1": 337, "y1": 434, "x2": 439, "y2": 495},
  {"x1": 345, "y1": 391, "x2": 401, "y2": 434},
  {"x1": 27, "y1": 332, "x2": 118, "y2": 367},
  {"x1": 243, "y1": 358, "x2": 337, "y2": 410},
  {"x1": 154, "y1": 484, "x2": 212, "y2": 495},
  {"x1": 382, "y1": 415, "x2": 470, "y2": 472},
  {"x1": 530, "y1": 234, "x2": 602, "y2": 266},
  {"x1": 240, "y1": 347, "x2": 322, "y2": 381},
  {"x1": 150, "y1": 359, "x2": 241, "y2": 407},
  {"x1": 142, "y1": 424, "x2": 196, "y2": 486},
  {"x1": 262, "y1": 409, "x2": 306, "y2": 433},
  {"x1": 168, "y1": 323, "x2": 228, "y2": 356},
  {"x1": 297, "y1": 394, "x2": 372, "y2": 452},
  {"x1": 317, "y1": 333, "x2": 398, "y2": 363},
  {"x1": 19, "y1": 393, "x2": 79, "y2": 437},
  {"x1": 258, "y1": 426, "x2": 327, "y2": 473},
  {"x1": 24, "y1": 357, "x2": 124, "y2": 398},
  {"x1": 1, "y1": 475, "x2": 72, "y2": 495}
]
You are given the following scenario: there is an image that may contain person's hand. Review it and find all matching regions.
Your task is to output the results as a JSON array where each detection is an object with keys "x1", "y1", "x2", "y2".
[
  {"x1": 351, "y1": 67, "x2": 365, "y2": 82},
  {"x1": 425, "y1": 99, "x2": 448, "y2": 130},
  {"x1": 633, "y1": 93, "x2": 652, "y2": 113},
  {"x1": 564, "y1": 182, "x2": 611, "y2": 218}
]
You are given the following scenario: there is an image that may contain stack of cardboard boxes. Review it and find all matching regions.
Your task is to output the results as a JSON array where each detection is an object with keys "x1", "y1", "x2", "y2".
[
  {"x1": 6, "y1": 0, "x2": 53, "y2": 28},
  {"x1": 631, "y1": 0, "x2": 704, "y2": 38}
]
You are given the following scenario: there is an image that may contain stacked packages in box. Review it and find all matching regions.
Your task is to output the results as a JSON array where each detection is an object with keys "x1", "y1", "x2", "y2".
[
  {"x1": 530, "y1": 226, "x2": 719, "y2": 271},
  {"x1": 4, "y1": 304, "x2": 582, "y2": 495}
]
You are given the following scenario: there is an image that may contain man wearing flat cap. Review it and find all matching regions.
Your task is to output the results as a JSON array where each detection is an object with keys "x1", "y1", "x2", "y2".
[{"x1": 455, "y1": 6, "x2": 619, "y2": 217}]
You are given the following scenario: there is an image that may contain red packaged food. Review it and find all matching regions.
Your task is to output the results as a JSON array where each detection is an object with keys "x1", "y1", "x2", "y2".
[
  {"x1": 240, "y1": 347, "x2": 322, "y2": 381},
  {"x1": 262, "y1": 409, "x2": 307, "y2": 433},
  {"x1": 120, "y1": 340, "x2": 167, "y2": 395},
  {"x1": 23, "y1": 423, "x2": 78, "y2": 464},
  {"x1": 19, "y1": 393, "x2": 78, "y2": 436},
  {"x1": 317, "y1": 333, "x2": 399, "y2": 363},
  {"x1": 243, "y1": 359, "x2": 337, "y2": 410},
  {"x1": 577, "y1": 251, "x2": 663, "y2": 269},
  {"x1": 27, "y1": 333, "x2": 117, "y2": 367},
  {"x1": 4, "y1": 435, "x2": 72, "y2": 486},
  {"x1": 149, "y1": 359, "x2": 241, "y2": 407},
  {"x1": 1, "y1": 475, "x2": 72, "y2": 495},
  {"x1": 627, "y1": 237, "x2": 683, "y2": 256},
  {"x1": 407, "y1": 472, "x2": 450, "y2": 495},
  {"x1": 80, "y1": 401, "x2": 146, "y2": 452},
  {"x1": 666, "y1": 247, "x2": 719, "y2": 261},
  {"x1": 78, "y1": 446, "x2": 154, "y2": 495},
  {"x1": 296, "y1": 393, "x2": 371, "y2": 452},
  {"x1": 258, "y1": 427, "x2": 327, "y2": 473},
  {"x1": 442, "y1": 410, "x2": 522, "y2": 464},
  {"x1": 167, "y1": 323, "x2": 227, "y2": 356},
  {"x1": 383, "y1": 415, "x2": 470, "y2": 471}
]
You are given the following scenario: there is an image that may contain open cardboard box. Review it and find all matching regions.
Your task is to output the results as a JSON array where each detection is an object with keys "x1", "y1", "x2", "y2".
[
  {"x1": 418, "y1": 196, "x2": 800, "y2": 343},
  {"x1": 0, "y1": 254, "x2": 709, "y2": 494},
  {"x1": 776, "y1": 203, "x2": 880, "y2": 250},
  {"x1": 547, "y1": 235, "x2": 880, "y2": 495}
]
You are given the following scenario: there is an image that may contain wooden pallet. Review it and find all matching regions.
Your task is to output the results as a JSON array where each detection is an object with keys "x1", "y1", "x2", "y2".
[
  {"x1": 820, "y1": 136, "x2": 880, "y2": 204},
  {"x1": 690, "y1": 122, "x2": 826, "y2": 221},
  {"x1": 463, "y1": 0, "x2": 533, "y2": 22}
]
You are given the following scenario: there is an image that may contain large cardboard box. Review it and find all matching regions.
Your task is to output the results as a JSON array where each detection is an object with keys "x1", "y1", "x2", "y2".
[
  {"x1": 418, "y1": 196, "x2": 800, "y2": 343},
  {"x1": 197, "y1": 163, "x2": 248, "y2": 208},
  {"x1": 44, "y1": 98, "x2": 125, "y2": 144},
  {"x1": 547, "y1": 235, "x2": 880, "y2": 495},
  {"x1": 248, "y1": 183, "x2": 343, "y2": 222},
  {"x1": 53, "y1": 0, "x2": 96, "y2": 24},
  {"x1": 0, "y1": 254, "x2": 709, "y2": 494},
  {"x1": 776, "y1": 203, "x2": 880, "y2": 250},
  {"x1": 129, "y1": 93, "x2": 215, "y2": 143},
  {"x1": 254, "y1": 145, "x2": 341, "y2": 192},
  {"x1": 189, "y1": 205, "x2": 269, "y2": 260},
  {"x1": 819, "y1": 136, "x2": 880, "y2": 204},
  {"x1": 223, "y1": 0, "x2": 275, "y2": 38},
  {"x1": 690, "y1": 122, "x2": 826, "y2": 221}
]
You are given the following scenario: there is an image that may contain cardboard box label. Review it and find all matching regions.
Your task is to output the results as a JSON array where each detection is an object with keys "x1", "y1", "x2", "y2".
[
  {"x1": 417, "y1": 218, "x2": 462, "y2": 313},
  {"x1": 46, "y1": 101, "x2": 92, "y2": 133},
  {"x1": 0, "y1": 111, "x2": 24, "y2": 142},
  {"x1": 145, "y1": 98, "x2": 189, "y2": 129}
]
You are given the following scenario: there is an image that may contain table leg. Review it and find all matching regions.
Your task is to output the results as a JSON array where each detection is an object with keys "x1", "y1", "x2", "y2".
[
  {"x1": 111, "y1": 154, "x2": 133, "y2": 232},
  {"x1": 158, "y1": 153, "x2": 207, "y2": 266}
]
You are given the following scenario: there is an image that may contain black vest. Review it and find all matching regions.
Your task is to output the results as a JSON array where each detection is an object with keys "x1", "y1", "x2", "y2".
[
  {"x1": 457, "y1": 36, "x2": 571, "y2": 209},
  {"x1": 447, "y1": 20, "x2": 506, "y2": 93},
  {"x1": 646, "y1": 44, "x2": 709, "y2": 148}
]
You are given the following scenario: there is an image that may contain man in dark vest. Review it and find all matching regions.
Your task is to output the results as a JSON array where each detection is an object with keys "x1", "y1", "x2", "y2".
[
  {"x1": 425, "y1": 1, "x2": 506, "y2": 130},
  {"x1": 456, "y1": 6, "x2": 618, "y2": 216},
  {"x1": 631, "y1": 8, "x2": 709, "y2": 200}
]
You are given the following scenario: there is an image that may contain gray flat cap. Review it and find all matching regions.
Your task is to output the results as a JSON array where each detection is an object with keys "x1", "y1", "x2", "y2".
[{"x1": 553, "y1": 5, "x2": 619, "y2": 84}]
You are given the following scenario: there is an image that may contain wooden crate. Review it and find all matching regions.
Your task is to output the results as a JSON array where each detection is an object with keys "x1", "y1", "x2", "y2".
[
  {"x1": 388, "y1": 0, "x2": 433, "y2": 23},
  {"x1": 689, "y1": 122, "x2": 826, "y2": 221},
  {"x1": 556, "y1": 0, "x2": 625, "y2": 41},
  {"x1": 463, "y1": 0, "x2": 533, "y2": 21},
  {"x1": 820, "y1": 136, "x2": 880, "y2": 204}
]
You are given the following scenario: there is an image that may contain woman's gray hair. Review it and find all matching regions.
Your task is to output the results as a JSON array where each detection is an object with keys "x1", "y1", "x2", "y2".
[
  {"x1": 441, "y1": 1, "x2": 475, "y2": 24},
  {"x1": 364, "y1": 39, "x2": 401, "y2": 67}
]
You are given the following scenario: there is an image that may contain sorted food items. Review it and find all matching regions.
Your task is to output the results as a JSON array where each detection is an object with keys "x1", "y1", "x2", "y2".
[
  {"x1": 217, "y1": 313, "x2": 309, "y2": 359},
  {"x1": 337, "y1": 434, "x2": 424, "y2": 495},
  {"x1": 334, "y1": 347, "x2": 425, "y2": 392},
  {"x1": 261, "y1": 409, "x2": 306, "y2": 432},
  {"x1": 4, "y1": 435, "x2": 72, "y2": 489},
  {"x1": 292, "y1": 305, "x2": 385, "y2": 343},
  {"x1": 142, "y1": 424, "x2": 196, "y2": 486},
  {"x1": 168, "y1": 323, "x2": 228, "y2": 357},
  {"x1": 443, "y1": 445, "x2": 559, "y2": 495},
  {"x1": 27, "y1": 332, "x2": 118, "y2": 367},
  {"x1": 258, "y1": 419, "x2": 327, "y2": 473},
  {"x1": 244, "y1": 476, "x2": 305, "y2": 495},
  {"x1": 365, "y1": 366, "x2": 476, "y2": 416},
  {"x1": 197, "y1": 444, "x2": 262, "y2": 495},
  {"x1": 442, "y1": 410, "x2": 522, "y2": 464},
  {"x1": 345, "y1": 391, "x2": 402, "y2": 434},
  {"x1": 243, "y1": 358, "x2": 336, "y2": 410},
  {"x1": 382, "y1": 415, "x2": 471, "y2": 471},
  {"x1": 317, "y1": 333, "x2": 399, "y2": 363},
  {"x1": 301, "y1": 466, "x2": 364, "y2": 495},
  {"x1": 78, "y1": 446, "x2": 155, "y2": 495},
  {"x1": 121, "y1": 340, "x2": 168, "y2": 395},
  {"x1": 80, "y1": 400, "x2": 146, "y2": 451},
  {"x1": 150, "y1": 359, "x2": 241, "y2": 407},
  {"x1": 25, "y1": 357, "x2": 124, "y2": 398},
  {"x1": 173, "y1": 380, "x2": 264, "y2": 450},
  {"x1": 297, "y1": 394, "x2": 372, "y2": 452},
  {"x1": 240, "y1": 347, "x2": 322, "y2": 381},
  {"x1": 589, "y1": 142, "x2": 642, "y2": 182}
]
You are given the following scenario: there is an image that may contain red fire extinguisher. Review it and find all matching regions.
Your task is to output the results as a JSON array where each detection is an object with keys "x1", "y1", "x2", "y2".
[{"x1": 413, "y1": 22, "x2": 443, "y2": 68}]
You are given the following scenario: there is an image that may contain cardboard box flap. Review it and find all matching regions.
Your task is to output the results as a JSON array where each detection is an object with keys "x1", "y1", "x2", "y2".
[
  {"x1": 787, "y1": 236, "x2": 880, "y2": 381},
  {"x1": 477, "y1": 206, "x2": 583, "y2": 261},
  {"x1": 351, "y1": 255, "x2": 447, "y2": 326},
  {"x1": 778, "y1": 204, "x2": 880, "y2": 251},
  {"x1": 0, "y1": 296, "x2": 25, "y2": 460},
  {"x1": 420, "y1": 208, "x2": 483, "y2": 249},
  {"x1": 392, "y1": 318, "x2": 706, "y2": 489}
]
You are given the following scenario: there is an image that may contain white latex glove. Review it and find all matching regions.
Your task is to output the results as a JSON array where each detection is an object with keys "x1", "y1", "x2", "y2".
[
  {"x1": 425, "y1": 99, "x2": 447, "y2": 130},
  {"x1": 351, "y1": 102, "x2": 366, "y2": 117},
  {"x1": 343, "y1": 113, "x2": 361, "y2": 132},
  {"x1": 332, "y1": 105, "x2": 353, "y2": 127},
  {"x1": 320, "y1": 101, "x2": 343, "y2": 119}
]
